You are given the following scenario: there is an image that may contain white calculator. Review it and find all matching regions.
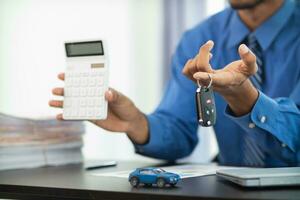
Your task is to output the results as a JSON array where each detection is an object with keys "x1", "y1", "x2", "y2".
[{"x1": 63, "y1": 39, "x2": 108, "y2": 120}]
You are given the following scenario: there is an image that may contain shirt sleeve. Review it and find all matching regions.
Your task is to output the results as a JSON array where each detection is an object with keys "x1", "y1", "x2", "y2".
[
  {"x1": 133, "y1": 31, "x2": 203, "y2": 161},
  {"x1": 225, "y1": 87, "x2": 300, "y2": 165}
]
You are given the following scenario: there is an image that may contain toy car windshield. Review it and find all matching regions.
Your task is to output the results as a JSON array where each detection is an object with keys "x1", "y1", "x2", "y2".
[{"x1": 153, "y1": 168, "x2": 165, "y2": 174}]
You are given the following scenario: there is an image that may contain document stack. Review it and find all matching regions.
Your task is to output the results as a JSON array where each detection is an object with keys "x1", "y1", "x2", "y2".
[{"x1": 0, "y1": 113, "x2": 85, "y2": 170}]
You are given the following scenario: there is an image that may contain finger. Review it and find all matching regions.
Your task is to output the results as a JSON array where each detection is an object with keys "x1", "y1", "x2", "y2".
[
  {"x1": 49, "y1": 100, "x2": 63, "y2": 108},
  {"x1": 52, "y1": 88, "x2": 64, "y2": 96},
  {"x1": 238, "y1": 44, "x2": 257, "y2": 75},
  {"x1": 56, "y1": 114, "x2": 63, "y2": 120},
  {"x1": 58, "y1": 73, "x2": 65, "y2": 81},
  {"x1": 182, "y1": 59, "x2": 193, "y2": 75},
  {"x1": 182, "y1": 58, "x2": 197, "y2": 77},
  {"x1": 193, "y1": 72, "x2": 214, "y2": 87},
  {"x1": 193, "y1": 71, "x2": 234, "y2": 87},
  {"x1": 196, "y1": 40, "x2": 214, "y2": 72}
]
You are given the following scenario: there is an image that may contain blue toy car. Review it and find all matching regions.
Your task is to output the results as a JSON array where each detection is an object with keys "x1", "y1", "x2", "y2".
[{"x1": 128, "y1": 167, "x2": 181, "y2": 188}]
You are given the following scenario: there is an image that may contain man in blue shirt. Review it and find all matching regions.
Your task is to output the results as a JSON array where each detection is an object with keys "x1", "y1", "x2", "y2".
[{"x1": 50, "y1": 0, "x2": 300, "y2": 167}]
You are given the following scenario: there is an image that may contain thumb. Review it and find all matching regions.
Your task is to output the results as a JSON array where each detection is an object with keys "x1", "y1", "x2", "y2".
[
  {"x1": 105, "y1": 88, "x2": 123, "y2": 104},
  {"x1": 105, "y1": 88, "x2": 128, "y2": 105},
  {"x1": 238, "y1": 44, "x2": 258, "y2": 75}
]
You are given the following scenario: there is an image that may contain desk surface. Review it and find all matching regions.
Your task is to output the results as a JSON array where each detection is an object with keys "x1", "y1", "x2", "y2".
[{"x1": 0, "y1": 161, "x2": 299, "y2": 200}]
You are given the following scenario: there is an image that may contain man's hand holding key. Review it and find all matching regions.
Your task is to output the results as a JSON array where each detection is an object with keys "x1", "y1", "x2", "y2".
[{"x1": 182, "y1": 40, "x2": 259, "y2": 117}]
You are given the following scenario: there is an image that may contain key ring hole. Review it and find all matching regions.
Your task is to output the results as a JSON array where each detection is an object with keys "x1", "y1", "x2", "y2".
[{"x1": 196, "y1": 73, "x2": 213, "y2": 89}]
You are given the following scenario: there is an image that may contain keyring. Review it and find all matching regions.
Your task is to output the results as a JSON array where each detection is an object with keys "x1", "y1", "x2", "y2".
[{"x1": 197, "y1": 73, "x2": 213, "y2": 89}]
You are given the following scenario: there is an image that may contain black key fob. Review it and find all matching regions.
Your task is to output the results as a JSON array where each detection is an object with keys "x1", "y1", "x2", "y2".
[{"x1": 195, "y1": 86, "x2": 216, "y2": 127}]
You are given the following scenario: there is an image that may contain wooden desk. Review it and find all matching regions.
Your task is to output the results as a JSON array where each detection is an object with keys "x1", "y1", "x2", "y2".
[{"x1": 0, "y1": 161, "x2": 299, "y2": 200}]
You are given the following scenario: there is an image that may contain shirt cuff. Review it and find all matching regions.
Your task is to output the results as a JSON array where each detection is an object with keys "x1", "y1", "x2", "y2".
[
  {"x1": 224, "y1": 91, "x2": 295, "y2": 152},
  {"x1": 133, "y1": 114, "x2": 165, "y2": 157}
]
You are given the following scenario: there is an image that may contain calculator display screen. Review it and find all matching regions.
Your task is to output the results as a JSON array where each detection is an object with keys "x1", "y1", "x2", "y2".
[{"x1": 65, "y1": 41, "x2": 104, "y2": 57}]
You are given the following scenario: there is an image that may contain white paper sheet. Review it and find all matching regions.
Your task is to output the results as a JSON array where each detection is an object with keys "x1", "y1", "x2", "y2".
[{"x1": 90, "y1": 163, "x2": 246, "y2": 179}]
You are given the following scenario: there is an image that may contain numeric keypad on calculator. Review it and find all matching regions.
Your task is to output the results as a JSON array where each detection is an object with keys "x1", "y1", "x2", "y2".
[{"x1": 63, "y1": 71, "x2": 107, "y2": 119}]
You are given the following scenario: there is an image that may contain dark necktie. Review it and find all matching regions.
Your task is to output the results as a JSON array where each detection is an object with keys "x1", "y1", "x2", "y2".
[
  {"x1": 244, "y1": 33, "x2": 264, "y2": 90},
  {"x1": 241, "y1": 33, "x2": 265, "y2": 166}
]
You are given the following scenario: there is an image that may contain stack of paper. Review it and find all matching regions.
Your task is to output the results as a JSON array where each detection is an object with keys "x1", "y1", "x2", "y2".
[{"x1": 0, "y1": 113, "x2": 85, "y2": 170}]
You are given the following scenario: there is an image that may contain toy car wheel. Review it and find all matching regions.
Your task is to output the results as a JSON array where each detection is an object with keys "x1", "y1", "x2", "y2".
[
  {"x1": 157, "y1": 178, "x2": 166, "y2": 188},
  {"x1": 130, "y1": 177, "x2": 139, "y2": 187},
  {"x1": 170, "y1": 183, "x2": 177, "y2": 187}
]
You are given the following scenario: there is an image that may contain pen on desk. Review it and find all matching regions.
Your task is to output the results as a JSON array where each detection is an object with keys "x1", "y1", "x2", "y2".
[{"x1": 85, "y1": 161, "x2": 117, "y2": 170}]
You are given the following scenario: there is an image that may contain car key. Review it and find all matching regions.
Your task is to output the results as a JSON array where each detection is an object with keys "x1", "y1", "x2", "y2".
[{"x1": 195, "y1": 74, "x2": 216, "y2": 127}]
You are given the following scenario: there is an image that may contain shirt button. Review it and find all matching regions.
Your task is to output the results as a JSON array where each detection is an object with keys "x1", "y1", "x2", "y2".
[
  {"x1": 248, "y1": 123, "x2": 255, "y2": 129},
  {"x1": 281, "y1": 143, "x2": 287, "y2": 148},
  {"x1": 260, "y1": 116, "x2": 267, "y2": 123}
]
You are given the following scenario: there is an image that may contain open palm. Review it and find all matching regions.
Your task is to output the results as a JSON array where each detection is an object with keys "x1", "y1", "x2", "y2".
[{"x1": 182, "y1": 41, "x2": 258, "y2": 94}]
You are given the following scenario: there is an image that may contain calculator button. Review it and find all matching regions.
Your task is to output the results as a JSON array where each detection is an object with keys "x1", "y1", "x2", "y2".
[
  {"x1": 80, "y1": 99, "x2": 87, "y2": 106},
  {"x1": 65, "y1": 72, "x2": 72, "y2": 79},
  {"x1": 87, "y1": 98, "x2": 94, "y2": 107},
  {"x1": 95, "y1": 109, "x2": 102, "y2": 117},
  {"x1": 89, "y1": 79, "x2": 96, "y2": 86},
  {"x1": 73, "y1": 88, "x2": 80, "y2": 97},
  {"x1": 87, "y1": 109, "x2": 94, "y2": 116},
  {"x1": 65, "y1": 74, "x2": 70, "y2": 79},
  {"x1": 68, "y1": 78, "x2": 73, "y2": 86},
  {"x1": 71, "y1": 109, "x2": 78, "y2": 116},
  {"x1": 64, "y1": 99, "x2": 72, "y2": 107},
  {"x1": 80, "y1": 88, "x2": 87, "y2": 96},
  {"x1": 65, "y1": 78, "x2": 71, "y2": 87},
  {"x1": 95, "y1": 87, "x2": 103, "y2": 96},
  {"x1": 91, "y1": 109, "x2": 96, "y2": 116},
  {"x1": 95, "y1": 72, "x2": 102, "y2": 76},
  {"x1": 72, "y1": 99, "x2": 79, "y2": 107},
  {"x1": 93, "y1": 98, "x2": 99, "y2": 106},
  {"x1": 69, "y1": 89, "x2": 74, "y2": 97},
  {"x1": 64, "y1": 89, "x2": 71, "y2": 97},
  {"x1": 81, "y1": 78, "x2": 88, "y2": 87},
  {"x1": 79, "y1": 109, "x2": 86, "y2": 116},
  {"x1": 72, "y1": 79, "x2": 78, "y2": 87},
  {"x1": 87, "y1": 88, "x2": 92, "y2": 96},
  {"x1": 96, "y1": 77, "x2": 104, "y2": 85},
  {"x1": 64, "y1": 109, "x2": 72, "y2": 116},
  {"x1": 94, "y1": 99, "x2": 100, "y2": 107},
  {"x1": 92, "y1": 88, "x2": 98, "y2": 96},
  {"x1": 75, "y1": 79, "x2": 80, "y2": 87},
  {"x1": 66, "y1": 78, "x2": 72, "y2": 86},
  {"x1": 72, "y1": 73, "x2": 78, "y2": 77}
]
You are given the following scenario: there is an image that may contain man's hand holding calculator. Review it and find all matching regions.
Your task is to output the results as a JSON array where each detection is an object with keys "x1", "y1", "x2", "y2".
[
  {"x1": 49, "y1": 73, "x2": 149, "y2": 145},
  {"x1": 49, "y1": 39, "x2": 149, "y2": 144}
]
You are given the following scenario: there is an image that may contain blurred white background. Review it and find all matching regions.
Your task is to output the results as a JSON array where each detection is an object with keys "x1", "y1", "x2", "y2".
[{"x1": 0, "y1": 0, "x2": 226, "y2": 162}]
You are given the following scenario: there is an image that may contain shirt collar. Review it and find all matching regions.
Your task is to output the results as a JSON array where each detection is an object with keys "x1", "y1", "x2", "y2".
[{"x1": 227, "y1": 0, "x2": 295, "y2": 51}]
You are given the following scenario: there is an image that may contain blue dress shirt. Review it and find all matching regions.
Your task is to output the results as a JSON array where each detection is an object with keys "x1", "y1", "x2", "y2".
[{"x1": 135, "y1": 0, "x2": 300, "y2": 167}]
